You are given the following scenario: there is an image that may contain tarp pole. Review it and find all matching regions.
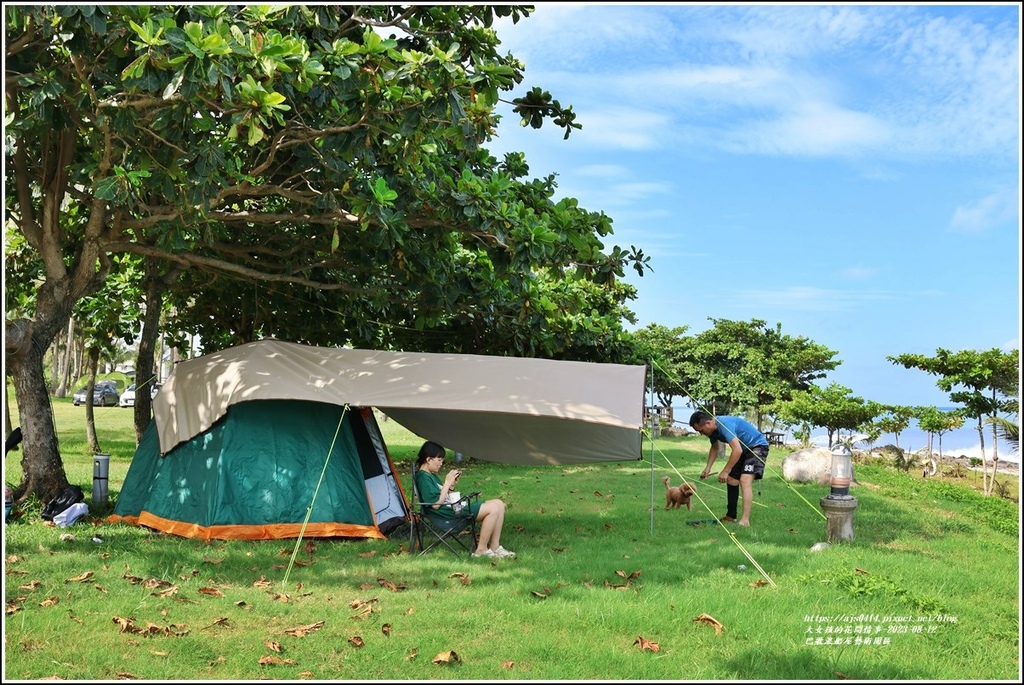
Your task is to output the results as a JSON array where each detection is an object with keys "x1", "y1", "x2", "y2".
[{"x1": 648, "y1": 359, "x2": 656, "y2": 536}]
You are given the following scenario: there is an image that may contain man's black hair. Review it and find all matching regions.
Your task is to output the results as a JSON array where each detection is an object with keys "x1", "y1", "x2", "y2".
[{"x1": 688, "y1": 411, "x2": 714, "y2": 428}]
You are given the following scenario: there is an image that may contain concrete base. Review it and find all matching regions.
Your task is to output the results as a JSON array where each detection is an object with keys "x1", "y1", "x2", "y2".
[{"x1": 819, "y1": 496, "x2": 859, "y2": 543}]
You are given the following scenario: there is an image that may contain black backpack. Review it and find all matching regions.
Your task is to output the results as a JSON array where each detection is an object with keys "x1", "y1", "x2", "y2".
[{"x1": 41, "y1": 485, "x2": 85, "y2": 521}]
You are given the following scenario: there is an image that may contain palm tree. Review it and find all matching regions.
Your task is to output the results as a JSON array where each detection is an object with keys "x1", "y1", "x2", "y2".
[{"x1": 986, "y1": 415, "x2": 1019, "y2": 454}]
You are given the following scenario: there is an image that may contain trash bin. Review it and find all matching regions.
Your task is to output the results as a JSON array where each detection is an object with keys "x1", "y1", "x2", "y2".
[{"x1": 93, "y1": 454, "x2": 110, "y2": 505}]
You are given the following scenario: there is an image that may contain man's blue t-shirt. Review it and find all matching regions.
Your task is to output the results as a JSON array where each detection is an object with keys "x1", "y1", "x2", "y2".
[{"x1": 708, "y1": 416, "x2": 768, "y2": 449}]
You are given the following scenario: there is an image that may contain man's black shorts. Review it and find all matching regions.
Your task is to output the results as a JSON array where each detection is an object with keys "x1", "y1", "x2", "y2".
[{"x1": 728, "y1": 444, "x2": 768, "y2": 480}]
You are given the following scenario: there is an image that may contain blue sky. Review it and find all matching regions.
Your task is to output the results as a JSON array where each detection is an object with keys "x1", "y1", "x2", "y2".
[{"x1": 488, "y1": 3, "x2": 1021, "y2": 409}]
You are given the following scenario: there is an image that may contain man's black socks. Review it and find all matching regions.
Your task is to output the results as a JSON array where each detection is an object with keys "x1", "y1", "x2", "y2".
[{"x1": 726, "y1": 483, "x2": 739, "y2": 519}]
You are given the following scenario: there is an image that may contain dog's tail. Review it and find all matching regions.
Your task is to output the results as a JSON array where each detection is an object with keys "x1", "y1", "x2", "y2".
[{"x1": 662, "y1": 475, "x2": 671, "y2": 489}]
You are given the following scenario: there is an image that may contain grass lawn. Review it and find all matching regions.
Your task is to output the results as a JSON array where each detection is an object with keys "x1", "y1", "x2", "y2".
[{"x1": 3, "y1": 396, "x2": 1021, "y2": 681}]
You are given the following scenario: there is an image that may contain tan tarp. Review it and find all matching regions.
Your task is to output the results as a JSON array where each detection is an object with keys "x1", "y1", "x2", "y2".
[{"x1": 154, "y1": 339, "x2": 646, "y2": 466}]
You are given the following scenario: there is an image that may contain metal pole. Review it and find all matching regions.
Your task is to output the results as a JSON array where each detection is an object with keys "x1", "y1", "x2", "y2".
[{"x1": 648, "y1": 360, "x2": 656, "y2": 535}]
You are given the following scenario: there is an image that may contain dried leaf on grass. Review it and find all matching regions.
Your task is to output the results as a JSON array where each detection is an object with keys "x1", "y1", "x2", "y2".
[
  {"x1": 604, "y1": 569, "x2": 642, "y2": 590},
  {"x1": 531, "y1": 587, "x2": 552, "y2": 598},
  {"x1": 152, "y1": 586, "x2": 179, "y2": 598},
  {"x1": 405, "y1": 648, "x2": 418, "y2": 661},
  {"x1": 693, "y1": 613, "x2": 725, "y2": 635},
  {"x1": 258, "y1": 655, "x2": 296, "y2": 666},
  {"x1": 349, "y1": 597, "x2": 379, "y2": 610},
  {"x1": 282, "y1": 621, "x2": 325, "y2": 638},
  {"x1": 65, "y1": 571, "x2": 93, "y2": 583},
  {"x1": 40, "y1": 596, "x2": 59, "y2": 607},
  {"x1": 502, "y1": 660, "x2": 515, "y2": 669},
  {"x1": 432, "y1": 650, "x2": 460, "y2": 665},
  {"x1": 449, "y1": 572, "x2": 471, "y2": 585},
  {"x1": 382, "y1": 623, "x2": 392, "y2": 637},
  {"x1": 633, "y1": 636, "x2": 660, "y2": 652},
  {"x1": 348, "y1": 635, "x2": 365, "y2": 648},
  {"x1": 252, "y1": 575, "x2": 273, "y2": 589},
  {"x1": 265, "y1": 640, "x2": 283, "y2": 653},
  {"x1": 749, "y1": 579, "x2": 769, "y2": 588},
  {"x1": 377, "y1": 577, "x2": 407, "y2": 592},
  {"x1": 350, "y1": 605, "x2": 373, "y2": 620},
  {"x1": 111, "y1": 616, "x2": 190, "y2": 637},
  {"x1": 198, "y1": 587, "x2": 225, "y2": 597}
]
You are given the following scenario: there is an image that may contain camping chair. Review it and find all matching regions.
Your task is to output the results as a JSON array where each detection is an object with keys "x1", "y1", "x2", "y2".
[{"x1": 409, "y1": 462, "x2": 480, "y2": 557}]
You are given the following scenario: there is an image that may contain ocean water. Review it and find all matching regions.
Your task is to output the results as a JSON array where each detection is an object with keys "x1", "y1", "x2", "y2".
[
  {"x1": 804, "y1": 419, "x2": 1018, "y2": 464},
  {"x1": 672, "y1": 403, "x2": 1018, "y2": 463}
]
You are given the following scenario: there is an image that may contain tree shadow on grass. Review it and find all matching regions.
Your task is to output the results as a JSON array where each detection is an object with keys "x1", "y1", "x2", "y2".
[{"x1": 724, "y1": 644, "x2": 943, "y2": 680}]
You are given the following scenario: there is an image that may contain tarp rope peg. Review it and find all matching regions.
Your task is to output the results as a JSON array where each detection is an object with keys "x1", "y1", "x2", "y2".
[{"x1": 283, "y1": 404, "x2": 349, "y2": 587}]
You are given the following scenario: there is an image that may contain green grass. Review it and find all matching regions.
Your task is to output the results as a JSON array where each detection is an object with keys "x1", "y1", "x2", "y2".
[{"x1": 3, "y1": 397, "x2": 1020, "y2": 680}]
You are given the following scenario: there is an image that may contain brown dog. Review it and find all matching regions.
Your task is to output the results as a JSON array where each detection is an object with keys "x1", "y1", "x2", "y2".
[{"x1": 663, "y1": 476, "x2": 695, "y2": 510}]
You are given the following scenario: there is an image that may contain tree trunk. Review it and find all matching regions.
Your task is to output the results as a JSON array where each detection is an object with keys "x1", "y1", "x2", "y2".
[
  {"x1": 974, "y1": 417, "x2": 992, "y2": 496},
  {"x1": 61, "y1": 318, "x2": 76, "y2": 396},
  {"x1": 6, "y1": 319, "x2": 70, "y2": 504},
  {"x1": 988, "y1": 398, "x2": 1000, "y2": 497},
  {"x1": 133, "y1": 262, "x2": 170, "y2": 444},
  {"x1": 84, "y1": 347, "x2": 101, "y2": 453}
]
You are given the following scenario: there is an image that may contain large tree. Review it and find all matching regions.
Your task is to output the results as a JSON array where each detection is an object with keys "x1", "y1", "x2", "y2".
[
  {"x1": 4, "y1": 5, "x2": 648, "y2": 503},
  {"x1": 628, "y1": 323, "x2": 692, "y2": 409},
  {"x1": 888, "y1": 347, "x2": 1019, "y2": 495},
  {"x1": 682, "y1": 318, "x2": 839, "y2": 428},
  {"x1": 774, "y1": 382, "x2": 879, "y2": 449}
]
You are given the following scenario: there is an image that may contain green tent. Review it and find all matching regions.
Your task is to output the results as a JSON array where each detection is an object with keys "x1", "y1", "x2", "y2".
[{"x1": 110, "y1": 400, "x2": 408, "y2": 541}]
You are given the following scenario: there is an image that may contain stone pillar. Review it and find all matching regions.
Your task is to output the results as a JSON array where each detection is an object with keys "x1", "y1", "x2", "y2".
[{"x1": 819, "y1": 496, "x2": 858, "y2": 543}]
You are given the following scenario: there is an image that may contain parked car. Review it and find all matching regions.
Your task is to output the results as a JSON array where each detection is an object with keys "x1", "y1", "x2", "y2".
[
  {"x1": 119, "y1": 384, "x2": 137, "y2": 408},
  {"x1": 119, "y1": 382, "x2": 161, "y2": 408},
  {"x1": 73, "y1": 381, "x2": 120, "y2": 407}
]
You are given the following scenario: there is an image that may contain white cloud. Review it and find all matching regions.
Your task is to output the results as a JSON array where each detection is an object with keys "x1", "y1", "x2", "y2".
[
  {"x1": 949, "y1": 187, "x2": 1019, "y2": 233},
  {"x1": 725, "y1": 101, "x2": 892, "y2": 156},
  {"x1": 570, "y1": 106, "x2": 672, "y2": 151},
  {"x1": 731, "y1": 286, "x2": 895, "y2": 312},
  {"x1": 500, "y1": 5, "x2": 1019, "y2": 161}
]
